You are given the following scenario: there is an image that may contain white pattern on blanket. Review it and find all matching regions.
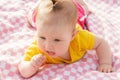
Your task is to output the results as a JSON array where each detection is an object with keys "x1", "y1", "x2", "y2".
[{"x1": 0, "y1": 0, "x2": 120, "y2": 80}]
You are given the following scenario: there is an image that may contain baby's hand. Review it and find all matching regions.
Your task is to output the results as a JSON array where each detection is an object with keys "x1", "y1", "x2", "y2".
[
  {"x1": 30, "y1": 54, "x2": 46, "y2": 68},
  {"x1": 98, "y1": 63, "x2": 114, "y2": 73}
]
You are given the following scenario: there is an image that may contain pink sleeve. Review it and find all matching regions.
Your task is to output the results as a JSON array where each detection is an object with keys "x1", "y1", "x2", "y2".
[
  {"x1": 32, "y1": 10, "x2": 37, "y2": 24},
  {"x1": 73, "y1": 0, "x2": 86, "y2": 29}
]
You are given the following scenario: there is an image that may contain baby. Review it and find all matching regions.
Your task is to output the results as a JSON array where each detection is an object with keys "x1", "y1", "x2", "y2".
[{"x1": 18, "y1": 0, "x2": 114, "y2": 78}]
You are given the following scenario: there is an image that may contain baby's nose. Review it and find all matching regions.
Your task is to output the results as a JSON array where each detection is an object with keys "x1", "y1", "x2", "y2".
[{"x1": 45, "y1": 42, "x2": 53, "y2": 51}]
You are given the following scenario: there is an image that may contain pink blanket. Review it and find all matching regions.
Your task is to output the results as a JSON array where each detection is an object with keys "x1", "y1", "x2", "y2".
[{"x1": 0, "y1": 0, "x2": 120, "y2": 79}]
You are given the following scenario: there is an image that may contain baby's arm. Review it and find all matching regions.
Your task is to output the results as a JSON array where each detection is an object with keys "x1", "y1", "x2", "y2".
[
  {"x1": 93, "y1": 35, "x2": 114, "y2": 72},
  {"x1": 18, "y1": 54, "x2": 46, "y2": 78}
]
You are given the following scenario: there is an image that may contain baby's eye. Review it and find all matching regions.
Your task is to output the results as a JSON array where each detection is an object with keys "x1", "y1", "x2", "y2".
[
  {"x1": 40, "y1": 37, "x2": 46, "y2": 40},
  {"x1": 54, "y1": 39, "x2": 60, "y2": 42}
]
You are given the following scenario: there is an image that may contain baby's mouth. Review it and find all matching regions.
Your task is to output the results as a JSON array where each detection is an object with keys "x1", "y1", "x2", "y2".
[{"x1": 46, "y1": 51, "x2": 55, "y2": 56}]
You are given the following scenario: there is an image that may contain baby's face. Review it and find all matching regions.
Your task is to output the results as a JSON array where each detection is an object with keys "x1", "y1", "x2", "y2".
[{"x1": 36, "y1": 22, "x2": 74, "y2": 58}]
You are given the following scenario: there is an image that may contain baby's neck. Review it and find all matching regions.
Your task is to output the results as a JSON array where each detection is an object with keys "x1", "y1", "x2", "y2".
[{"x1": 60, "y1": 52, "x2": 71, "y2": 61}]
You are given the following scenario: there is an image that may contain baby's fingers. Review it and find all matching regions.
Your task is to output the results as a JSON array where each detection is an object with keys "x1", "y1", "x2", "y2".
[
  {"x1": 98, "y1": 65, "x2": 114, "y2": 73},
  {"x1": 106, "y1": 67, "x2": 114, "y2": 73},
  {"x1": 98, "y1": 66, "x2": 107, "y2": 72},
  {"x1": 37, "y1": 54, "x2": 46, "y2": 62},
  {"x1": 31, "y1": 54, "x2": 46, "y2": 68},
  {"x1": 36, "y1": 55, "x2": 46, "y2": 65}
]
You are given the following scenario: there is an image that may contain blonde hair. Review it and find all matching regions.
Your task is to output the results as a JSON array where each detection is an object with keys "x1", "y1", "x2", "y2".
[{"x1": 36, "y1": 0, "x2": 78, "y2": 27}]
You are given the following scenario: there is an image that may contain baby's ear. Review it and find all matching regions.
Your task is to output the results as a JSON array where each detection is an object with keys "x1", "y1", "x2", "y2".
[{"x1": 71, "y1": 29, "x2": 79, "y2": 41}]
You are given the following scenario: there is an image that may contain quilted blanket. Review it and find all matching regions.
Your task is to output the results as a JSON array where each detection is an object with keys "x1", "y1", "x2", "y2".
[{"x1": 0, "y1": 0, "x2": 120, "y2": 80}]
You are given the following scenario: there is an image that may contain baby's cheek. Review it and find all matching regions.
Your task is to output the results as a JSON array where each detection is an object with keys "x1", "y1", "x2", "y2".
[
  {"x1": 37, "y1": 41, "x2": 44, "y2": 48},
  {"x1": 57, "y1": 45, "x2": 68, "y2": 53}
]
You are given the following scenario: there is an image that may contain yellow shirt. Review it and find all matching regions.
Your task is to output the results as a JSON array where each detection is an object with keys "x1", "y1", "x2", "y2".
[{"x1": 24, "y1": 24, "x2": 95, "y2": 64}]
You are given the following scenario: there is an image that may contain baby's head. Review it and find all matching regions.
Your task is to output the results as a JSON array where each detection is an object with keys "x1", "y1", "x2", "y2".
[
  {"x1": 35, "y1": 0, "x2": 78, "y2": 57},
  {"x1": 36, "y1": 0, "x2": 78, "y2": 29}
]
